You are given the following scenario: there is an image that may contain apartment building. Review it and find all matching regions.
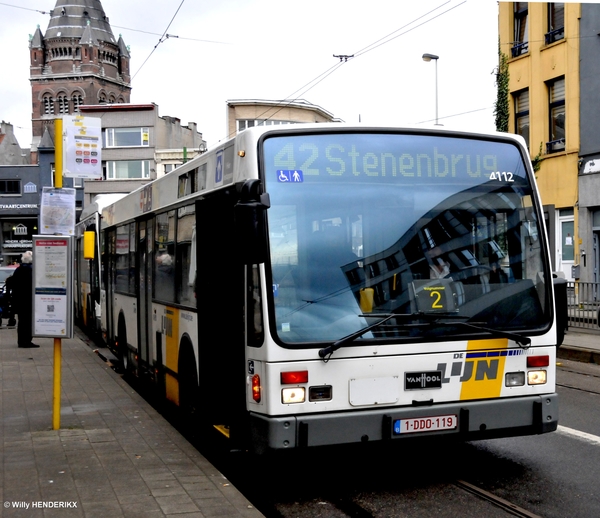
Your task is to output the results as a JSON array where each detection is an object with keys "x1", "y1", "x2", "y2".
[{"x1": 499, "y1": 2, "x2": 579, "y2": 279}]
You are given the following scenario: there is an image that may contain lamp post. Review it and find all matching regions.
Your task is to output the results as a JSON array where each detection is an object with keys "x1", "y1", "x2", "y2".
[{"x1": 422, "y1": 53, "x2": 440, "y2": 125}]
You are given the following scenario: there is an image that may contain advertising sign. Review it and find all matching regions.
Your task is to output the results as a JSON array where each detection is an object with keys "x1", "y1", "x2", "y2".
[{"x1": 32, "y1": 236, "x2": 73, "y2": 338}]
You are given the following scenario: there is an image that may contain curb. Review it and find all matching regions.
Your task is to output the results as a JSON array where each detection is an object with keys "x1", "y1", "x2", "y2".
[{"x1": 557, "y1": 345, "x2": 600, "y2": 365}]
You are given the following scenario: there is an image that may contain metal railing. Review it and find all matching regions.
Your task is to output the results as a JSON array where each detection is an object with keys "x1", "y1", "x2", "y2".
[
  {"x1": 566, "y1": 281, "x2": 600, "y2": 330},
  {"x1": 511, "y1": 41, "x2": 529, "y2": 58},
  {"x1": 545, "y1": 28, "x2": 564, "y2": 45}
]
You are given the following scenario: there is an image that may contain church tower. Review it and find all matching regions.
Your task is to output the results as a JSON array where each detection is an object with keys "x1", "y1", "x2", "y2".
[{"x1": 29, "y1": 0, "x2": 131, "y2": 155}]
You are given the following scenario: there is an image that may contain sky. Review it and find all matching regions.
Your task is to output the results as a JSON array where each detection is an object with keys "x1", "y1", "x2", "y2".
[{"x1": 0, "y1": 0, "x2": 503, "y2": 150}]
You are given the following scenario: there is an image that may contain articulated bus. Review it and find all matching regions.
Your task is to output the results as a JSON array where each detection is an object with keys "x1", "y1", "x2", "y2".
[{"x1": 96, "y1": 124, "x2": 559, "y2": 453}]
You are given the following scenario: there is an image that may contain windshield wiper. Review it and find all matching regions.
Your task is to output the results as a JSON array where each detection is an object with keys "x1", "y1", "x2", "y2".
[
  {"x1": 318, "y1": 312, "x2": 468, "y2": 361},
  {"x1": 403, "y1": 320, "x2": 531, "y2": 348},
  {"x1": 318, "y1": 312, "x2": 531, "y2": 361},
  {"x1": 440, "y1": 321, "x2": 531, "y2": 348}
]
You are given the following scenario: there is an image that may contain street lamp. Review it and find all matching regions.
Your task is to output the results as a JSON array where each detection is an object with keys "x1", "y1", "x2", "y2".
[{"x1": 422, "y1": 53, "x2": 440, "y2": 125}]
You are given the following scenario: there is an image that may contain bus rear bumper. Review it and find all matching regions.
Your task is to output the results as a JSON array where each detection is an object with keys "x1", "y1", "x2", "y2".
[{"x1": 248, "y1": 394, "x2": 558, "y2": 453}]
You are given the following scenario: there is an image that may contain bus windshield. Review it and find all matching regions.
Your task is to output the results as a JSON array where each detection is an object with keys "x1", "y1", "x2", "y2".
[{"x1": 262, "y1": 131, "x2": 551, "y2": 346}]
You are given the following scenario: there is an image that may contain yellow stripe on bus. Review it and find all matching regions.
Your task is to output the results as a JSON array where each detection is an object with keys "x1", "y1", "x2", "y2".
[
  {"x1": 460, "y1": 338, "x2": 508, "y2": 401},
  {"x1": 165, "y1": 307, "x2": 180, "y2": 405}
]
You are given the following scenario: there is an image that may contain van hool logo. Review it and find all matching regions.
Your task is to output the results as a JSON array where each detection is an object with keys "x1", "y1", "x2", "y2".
[{"x1": 405, "y1": 371, "x2": 443, "y2": 390}]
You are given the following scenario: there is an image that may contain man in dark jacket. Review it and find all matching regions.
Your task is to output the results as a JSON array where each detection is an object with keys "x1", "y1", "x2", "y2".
[
  {"x1": 12, "y1": 251, "x2": 38, "y2": 348},
  {"x1": 3, "y1": 273, "x2": 17, "y2": 327}
]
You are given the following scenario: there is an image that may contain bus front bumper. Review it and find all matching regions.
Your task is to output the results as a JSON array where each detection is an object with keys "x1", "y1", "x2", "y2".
[{"x1": 248, "y1": 394, "x2": 558, "y2": 453}]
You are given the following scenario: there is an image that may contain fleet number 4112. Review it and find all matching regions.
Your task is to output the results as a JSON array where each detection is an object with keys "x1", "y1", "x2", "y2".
[{"x1": 489, "y1": 171, "x2": 514, "y2": 182}]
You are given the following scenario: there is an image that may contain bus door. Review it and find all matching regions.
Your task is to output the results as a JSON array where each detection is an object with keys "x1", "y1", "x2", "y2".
[
  {"x1": 104, "y1": 229, "x2": 117, "y2": 345},
  {"x1": 137, "y1": 218, "x2": 154, "y2": 374},
  {"x1": 195, "y1": 192, "x2": 246, "y2": 436}
]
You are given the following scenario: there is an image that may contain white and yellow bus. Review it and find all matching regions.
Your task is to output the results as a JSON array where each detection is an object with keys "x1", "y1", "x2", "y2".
[{"x1": 97, "y1": 124, "x2": 559, "y2": 453}]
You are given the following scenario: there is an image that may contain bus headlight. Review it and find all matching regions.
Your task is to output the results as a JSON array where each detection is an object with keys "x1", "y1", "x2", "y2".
[
  {"x1": 282, "y1": 387, "x2": 305, "y2": 404},
  {"x1": 505, "y1": 372, "x2": 525, "y2": 387},
  {"x1": 527, "y1": 370, "x2": 547, "y2": 385}
]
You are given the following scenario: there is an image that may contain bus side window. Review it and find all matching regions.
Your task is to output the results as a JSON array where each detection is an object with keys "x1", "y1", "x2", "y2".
[
  {"x1": 155, "y1": 210, "x2": 176, "y2": 302},
  {"x1": 176, "y1": 206, "x2": 195, "y2": 306},
  {"x1": 155, "y1": 249, "x2": 175, "y2": 301}
]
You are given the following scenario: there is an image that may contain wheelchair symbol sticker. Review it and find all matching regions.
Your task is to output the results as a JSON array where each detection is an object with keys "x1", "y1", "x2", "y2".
[
  {"x1": 215, "y1": 151, "x2": 223, "y2": 184},
  {"x1": 277, "y1": 170, "x2": 303, "y2": 183}
]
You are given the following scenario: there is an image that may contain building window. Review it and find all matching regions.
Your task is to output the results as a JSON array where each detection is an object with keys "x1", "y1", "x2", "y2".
[
  {"x1": 237, "y1": 119, "x2": 294, "y2": 133},
  {"x1": 547, "y1": 77, "x2": 565, "y2": 154},
  {"x1": 514, "y1": 89, "x2": 530, "y2": 149},
  {"x1": 164, "y1": 163, "x2": 179, "y2": 174},
  {"x1": 104, "y1": 127, "x2": 150, "y2": 147},
  {"x1": 106, "y1": 160, "x2": 151, "y2": 179},
  {"x1": 42, "y1": 95, "x2": 55, "y2": 115},
  {"x1": 546, "y1": 3, "x2": 564, "y2": 44},
  {"x1": 512, "y1": 2, "x2": 529, "y2": 57},
  {"x1": 57, "y1": 94, "x2": 69, "y2": 114},
  {"x1": 237, "y1": 120, "x2": 254, "y2": 132},
  {"x1": 0, "y1": 180, "x2": 20, "y2": 195},
  {"x1": 72, "y1": 94, "x2": 83, "y2": 111}
]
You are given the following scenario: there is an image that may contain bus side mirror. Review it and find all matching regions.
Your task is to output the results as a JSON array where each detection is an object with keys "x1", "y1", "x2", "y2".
[
  {"x1": 235, "y1": 180, "x2": 270, "y2": 265},
  {"x1": 83, "y1": 231, "x2": 96, "y2": 260}
]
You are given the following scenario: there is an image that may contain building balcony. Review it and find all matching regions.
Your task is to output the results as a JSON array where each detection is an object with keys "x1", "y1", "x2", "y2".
[
  {"x1": 511, "y1": 41, "x2": 529, "y2": 58},
  {"x1": 546, "y1": 138, "x2": 566, "y2": 154},
  {"x1": 545, "y1": 28, "x2": 565, "y2": 45}
]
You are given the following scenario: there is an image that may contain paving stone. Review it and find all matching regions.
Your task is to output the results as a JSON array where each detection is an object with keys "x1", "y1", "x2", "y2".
[{"x1": 1, "y1": 326, "x2": 262, "y2": 517}]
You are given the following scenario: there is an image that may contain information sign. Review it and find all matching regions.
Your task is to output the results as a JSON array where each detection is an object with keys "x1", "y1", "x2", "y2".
[
  {"x1": 40, "y1": 187, "x2": 76, "y2": 235},
  {"x1": 32, "y1": 236, "x2": 73, "y2": 338}
]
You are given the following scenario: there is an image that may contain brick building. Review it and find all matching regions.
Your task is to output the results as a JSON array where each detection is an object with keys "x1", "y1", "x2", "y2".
[{"x1": 29, "y1": 0, "x2": 131, "y2": 161}]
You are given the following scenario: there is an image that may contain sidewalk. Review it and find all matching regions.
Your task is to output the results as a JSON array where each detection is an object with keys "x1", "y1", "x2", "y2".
[
  {"x1": 0, "y1": 324, "x2": 263, "y2": 518},
  {"x1": 558, "y1": 327, "x2": 600, "y2": 364}
]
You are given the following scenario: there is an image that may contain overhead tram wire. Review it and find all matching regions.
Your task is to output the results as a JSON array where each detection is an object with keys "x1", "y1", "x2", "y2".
[
  {"x1": 244, "y1": 0, "x2": 467, "y2": 129},
  {"x1": 111, "y1": 24, "x2": 230, "y2": 45},
  {"x1": 0, "y1": 1, "x2": 229, "y2": 45},
  {"x1": 247, "y1": 61, "x2": 347, "y2": 126},
  {"x1": 131, "y1": 0, "x2": 187, "y2": 81},
  {"x1": 353, "y1": 0, "x2": 466, "y2": 59},
  {"x1": 0, "y1": 2, "x2": 51, "y2": 14},
  {"x1": 352, "y1": 0, "x2": 452, "y2": 57},
  {"x1": 415, "y1": 106, "x2": 493, "y2": 125}
]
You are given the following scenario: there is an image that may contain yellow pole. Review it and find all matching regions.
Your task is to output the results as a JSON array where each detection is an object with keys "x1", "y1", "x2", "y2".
[
  {"x1": 53, "y1": 118, "x2": 63, "y2": 431},
  {"x1": 53, "y1": 337, "x2": 61, "y2": 430}
]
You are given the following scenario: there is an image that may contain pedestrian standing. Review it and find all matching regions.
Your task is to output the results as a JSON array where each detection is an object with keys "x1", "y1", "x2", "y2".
[{"x1": 13, "y1": 251, "x2": 38, "y2": 348}]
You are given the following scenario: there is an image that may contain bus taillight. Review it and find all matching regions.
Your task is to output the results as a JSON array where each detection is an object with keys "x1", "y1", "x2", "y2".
[
  {"x1": 527, "y1": 355, "x2": 550, "y2": 368},
  {"x1": 251, "y1": 374, "x2": 261, "y2": 403},
  {"x1": 281, "y1": 371, "x2": 308, "y2": 384}
]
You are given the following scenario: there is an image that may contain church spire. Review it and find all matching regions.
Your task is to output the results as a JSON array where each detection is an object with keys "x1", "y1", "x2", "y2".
[
  {"x1": 29, "y1": 0, "x2": 132, "y2": 156},
  {"x1": 45, "y1": 0, "x2": 116, "y2": 44}
]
